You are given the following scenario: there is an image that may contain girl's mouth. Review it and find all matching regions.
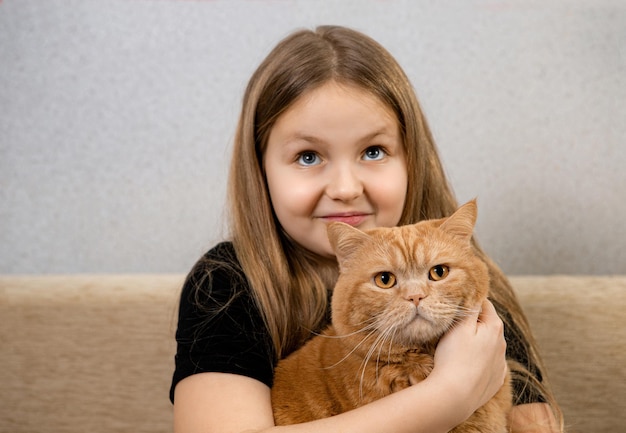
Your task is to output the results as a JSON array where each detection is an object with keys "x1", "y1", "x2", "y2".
[{"x1": 321, "y1": 213, "x2": 369, "y2": 226}]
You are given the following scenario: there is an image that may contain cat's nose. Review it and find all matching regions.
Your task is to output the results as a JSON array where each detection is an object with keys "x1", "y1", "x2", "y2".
[{"x1": 407, "y1": 293, "x2": 426, "y2": 306}]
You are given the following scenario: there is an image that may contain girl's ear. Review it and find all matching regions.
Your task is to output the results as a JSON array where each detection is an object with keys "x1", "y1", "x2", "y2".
[
  {"x1": 327, "y1": 222, "x2": 370, "y2": 267},
  {"x1": 439, "y1": 199, "x2": 478, "y2": 242}
]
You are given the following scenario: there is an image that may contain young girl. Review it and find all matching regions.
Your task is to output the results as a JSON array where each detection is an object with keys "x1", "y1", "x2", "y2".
[{"x1": 170, "y1": 25, "x2": 563, "y2": 433}]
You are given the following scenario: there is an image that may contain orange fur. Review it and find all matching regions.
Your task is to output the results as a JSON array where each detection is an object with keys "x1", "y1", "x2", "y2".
[{"x1": 271, "y1": 200, "x2": 512, "y2": 431}]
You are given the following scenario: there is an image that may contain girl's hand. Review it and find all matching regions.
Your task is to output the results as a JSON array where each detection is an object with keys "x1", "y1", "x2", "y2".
[{"x1": 430, "y1": 299, "x2": 508, "y2": 421}]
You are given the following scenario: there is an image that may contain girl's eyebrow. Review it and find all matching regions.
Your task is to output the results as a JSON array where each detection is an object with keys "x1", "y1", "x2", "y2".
[
  {"x1": 285, "y1": 133, "x2": 324, "y2": 145},
  {"x1": 286, "y1": 128, "x2": 397, "y2": 145}
]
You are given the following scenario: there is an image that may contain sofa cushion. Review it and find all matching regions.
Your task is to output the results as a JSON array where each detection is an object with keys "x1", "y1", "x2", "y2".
[{"x1": 1, "y1": 275, "x2": 183, "y2": 433}]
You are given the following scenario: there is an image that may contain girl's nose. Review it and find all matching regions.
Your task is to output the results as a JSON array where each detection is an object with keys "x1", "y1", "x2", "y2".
[{"x1": 325, "y1": 163, "x2": 363, "y2": 202}]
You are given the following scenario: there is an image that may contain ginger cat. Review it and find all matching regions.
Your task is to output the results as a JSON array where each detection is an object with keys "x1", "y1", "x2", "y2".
[{"x1": 271, "y1": 200, "x2": 512, "y2": 432}]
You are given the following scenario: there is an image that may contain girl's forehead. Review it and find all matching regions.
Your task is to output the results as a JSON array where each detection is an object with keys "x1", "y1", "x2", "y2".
[
  {"x1": 279, "y1": 81, "x2": 398, "y2": 127},
  {"x1": 269, "y1": 81, "x2": 401, "y2": 147},
  {"x1": 292, "y1": 80, "x2": 392, "y2": 112}
]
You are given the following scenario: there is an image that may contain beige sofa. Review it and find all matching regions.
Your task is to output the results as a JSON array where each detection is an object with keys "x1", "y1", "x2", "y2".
[{"x1": 1, "y1": 275, "x2": 625, "y2": 433}]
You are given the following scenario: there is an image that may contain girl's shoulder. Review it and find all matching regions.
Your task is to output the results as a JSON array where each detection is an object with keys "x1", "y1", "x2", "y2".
[
  {"x1": 176, "y1": 242, "x2": 268, "y2": 341},
  {"x1": 203, "y1": 241, "x2": 239, "y2": 268},
  {"x1": 173, "y1": 242, "x2": 260, "y2": 317},
  {"x1": 207, "y1": 240, "x2": 237, "y2": 258},
  {"x1": 182, "y1": 241, "x2": 249, "y2": 307}
]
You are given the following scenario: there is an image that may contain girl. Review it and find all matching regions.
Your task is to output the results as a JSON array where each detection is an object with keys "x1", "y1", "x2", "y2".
[{"x1": 170, "y1": 25, "x2": 563, "y2": 433}]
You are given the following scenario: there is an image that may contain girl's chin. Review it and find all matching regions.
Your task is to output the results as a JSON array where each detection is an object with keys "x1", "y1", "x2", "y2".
[{"x1": 301, "y1": 243, "x2": 336, "y2": 261}]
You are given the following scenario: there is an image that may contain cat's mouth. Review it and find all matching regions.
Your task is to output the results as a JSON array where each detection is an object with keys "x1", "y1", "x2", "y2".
[
  {"x1": 411, "y1": 311, "x2": 432, "y2": 325},
  {"x1": 405, "y1": 309, "x2": 447, "y2": 338}
]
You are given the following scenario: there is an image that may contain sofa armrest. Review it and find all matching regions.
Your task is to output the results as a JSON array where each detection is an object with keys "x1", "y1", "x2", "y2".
[
  {"x1": 1, "y1": 275, "x2": 184, "y2": 433},
  {"x1": 510, "y1": 276, "x2": 626, "y2": 433}
]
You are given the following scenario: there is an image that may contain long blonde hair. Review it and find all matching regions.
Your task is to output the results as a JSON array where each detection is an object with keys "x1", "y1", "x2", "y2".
[{"x1": 226, "y1": 25, "x2": 562, "y2": 427}]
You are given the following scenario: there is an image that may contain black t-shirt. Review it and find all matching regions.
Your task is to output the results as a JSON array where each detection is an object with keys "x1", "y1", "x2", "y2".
[
  {"x1": 170, "y1": 242, "x2": 275, "y2": 403},
  {"x1": 170, "y1": 242, "x2": 544, "y2": 405}
]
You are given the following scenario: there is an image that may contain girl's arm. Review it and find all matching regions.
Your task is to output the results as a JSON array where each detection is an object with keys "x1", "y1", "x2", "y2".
[{"x1": 173, "y1": 299, "x2": 508, "y2": 433}]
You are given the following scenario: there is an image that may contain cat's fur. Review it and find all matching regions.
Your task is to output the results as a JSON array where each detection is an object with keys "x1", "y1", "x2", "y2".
[{"x1": 271, "y1": 200, "x2": 512, "y2": 431}]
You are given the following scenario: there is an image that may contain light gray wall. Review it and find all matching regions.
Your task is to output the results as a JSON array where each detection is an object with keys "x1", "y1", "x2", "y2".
[{"x1": 1, "y1": 0, "x2": 624, "y2": 275}]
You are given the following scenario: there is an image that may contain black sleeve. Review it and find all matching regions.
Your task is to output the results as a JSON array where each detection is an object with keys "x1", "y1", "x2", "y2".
[
  {"x1": 169, "y1": 243, "x2": 276, "y2": 403},
  {"x1": 494, "y1": 301, "x2": 546, "y2": 405}
]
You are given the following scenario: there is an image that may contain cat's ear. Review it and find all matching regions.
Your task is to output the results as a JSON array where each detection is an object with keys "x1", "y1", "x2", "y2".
[
  {"x1": 327, "y1": 222, "x2": 370, "y2": 266},
  {"x1": 439, "y1": 199, "x2": 478, "y2": 242}
]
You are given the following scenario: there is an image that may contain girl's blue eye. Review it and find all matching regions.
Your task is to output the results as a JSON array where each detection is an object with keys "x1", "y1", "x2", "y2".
[
  {"x1": 363, "y1": 146, "x2": 385, "y2": 161},
  {"x1": 297, "y1": 151, "x2": 320, "y2": 166}
]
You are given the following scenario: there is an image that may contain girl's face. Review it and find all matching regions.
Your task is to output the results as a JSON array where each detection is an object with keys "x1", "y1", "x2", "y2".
[{"x1": 263, "y1": 81, "x2": 408, "y2": 258}]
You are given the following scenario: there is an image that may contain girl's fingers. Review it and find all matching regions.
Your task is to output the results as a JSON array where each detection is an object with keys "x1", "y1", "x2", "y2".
[{"x1": 478, "y1": 298, "x2": 498, "y2": 323}]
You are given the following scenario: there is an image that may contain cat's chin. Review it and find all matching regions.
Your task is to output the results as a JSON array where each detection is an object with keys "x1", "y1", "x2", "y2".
[{"x1": 399, "y1": 315, "x2": 446, "y2": 347}]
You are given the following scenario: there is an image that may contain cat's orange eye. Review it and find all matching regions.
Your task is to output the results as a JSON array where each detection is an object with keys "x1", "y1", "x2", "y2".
[
  {"x1": 429, "y1": 265, "x2": 449, "y2": 281},
  {"x1": 374, "y1": 272, "x2": 396, "y2": 289}
]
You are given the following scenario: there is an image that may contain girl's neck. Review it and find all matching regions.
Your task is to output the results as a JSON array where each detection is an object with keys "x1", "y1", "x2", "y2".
[
  {"x1": 281, "y1": 231, "x2": 340, "y2": 289},
  {"x1": 302, "y1": 249, "x2": 340, "y2": 291}
]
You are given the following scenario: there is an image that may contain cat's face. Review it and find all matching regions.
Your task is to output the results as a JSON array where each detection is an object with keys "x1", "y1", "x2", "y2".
[{"x1": 327, "y1": 200, "x2": 489, "y2": 350}]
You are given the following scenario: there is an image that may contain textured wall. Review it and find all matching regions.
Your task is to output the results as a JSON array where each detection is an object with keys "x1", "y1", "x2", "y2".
[{"x1": 1, "y1": 0, "x2": 624, "y2": 275}]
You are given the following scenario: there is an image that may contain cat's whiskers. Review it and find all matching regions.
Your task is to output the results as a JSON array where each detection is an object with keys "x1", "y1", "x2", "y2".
[
  {"x1": 314, "y1": 316, "x2": 379, "y2": 339},
  {"x1": 377, "y1": 326, "x2": 401, "y2": 384},
  {"x1": 321, "y1": 323, "x2": 381, "y2": 369},
  {"x1": 426, "y1": 301, "x2": 479, "y2": 321},
  {"x1": 440, "y1": 304, "x2": 482, "y2": 335},
  {"x1": 358, "y1": 320, "x2": 400, "y2": 400},
  {"x1": 451, "y1": 304, "x2": 481, "y2": 320}
]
